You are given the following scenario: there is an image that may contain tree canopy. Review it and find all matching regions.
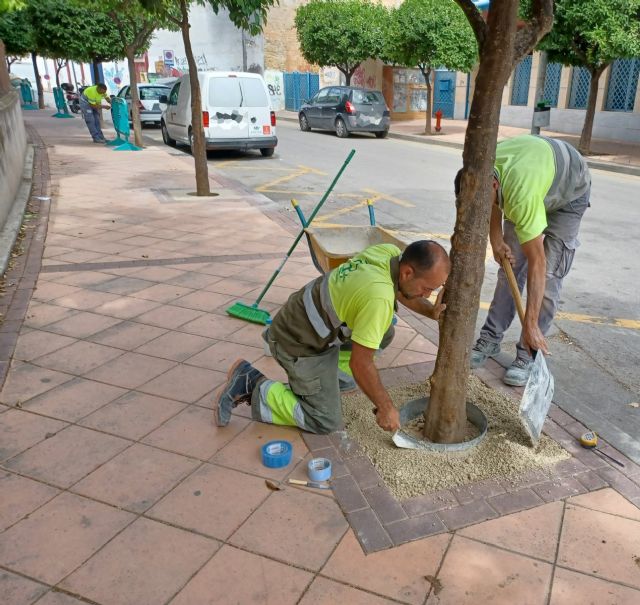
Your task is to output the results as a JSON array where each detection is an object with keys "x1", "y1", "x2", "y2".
[
  {"x1": 295, "y1": 0, "x2": 387, "y2": 85},
  {"x1": 0, "y1": 8, "x2": 32, "y2": 59}
]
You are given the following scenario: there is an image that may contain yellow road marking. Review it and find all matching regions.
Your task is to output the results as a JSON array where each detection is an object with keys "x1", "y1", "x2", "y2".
[
  {"x1": 256, "y1": 166, "x2": 312, "y2": 192},
  {"x1": 316, "y1": 196, "x2": 382, "y2": 223},
  {"x1": 362, "y1": 188, "x2": 415, "y2": 208}
]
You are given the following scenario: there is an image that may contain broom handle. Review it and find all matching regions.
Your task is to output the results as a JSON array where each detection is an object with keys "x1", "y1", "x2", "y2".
[
  {"x1": 254, "y1": 149, "x2": 356, "y2": 306},
  {"x1": 501, "y1": 257, "x2": 526, "y2": 325}
]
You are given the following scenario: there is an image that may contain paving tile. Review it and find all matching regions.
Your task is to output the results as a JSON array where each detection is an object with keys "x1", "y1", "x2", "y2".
[
  {"x1": 299, "y1": 577, "x2": 398, "y2": 605},
  {"x1": 0, "y1": 409, "x2": 68, "y2": 462},
  {"x1": 224, "y1": 321, "x2": 266, "y2": 347},
  {"x1": 129, "y1": 265, "x2": 187, "y2": 282},
  {"x1": 0, "y1": 471, "x2": 60, "y2": 531},
  {"x1": 49, "y1": 270, "x2": 122, "y2": 289},
  {"x1": 204, "y1": 277, "x2": 261, "y2": 297},
  {"x1": 23, "y1": 378, "x2": 126, "y2": 422},
  {"x1": 595, "y1": 467, "x2": 640, "y2": 500},
  {"x1": 437, "y1": 499, "x2": 498, "y2": 530},
  {"x1": 143, "y1": 405, "x2": 249, "y2": 459},
  {"x1": 32, "y1": 281, "x2": 82, "y2": 302},
  {"x1": 328, "y1": 430, "x2": 362, "y2": 459},
  {"x1": 91, "y1": 276, "x2": 156, "y2": 295},
  {"x1": 345, "y1": 455, "x2": 383, "y2": 490},
  {"x1": 0, "y1": 492, "x2": 133, "y2": 585},
  {"x1": 567, "y1": 487, "x2": 640, "y2": 521},
  {"x1": 185, "y1": 340, "x2": 264, "y2": 371},
  {"x1": 230, "y1": 487, "x2": 348, "y2": 571},
  {"x1": 459, "y1": 500, "x2": 564, "y2": 562},
  {"x1": 133, "y1": 304, "x2": 204, "y2": 329},
  {"x1": 344, "y1": 508, "x2": 393, "y2": 553},
  {"x1": 148, "y1": 463, "x2": 270, "y2": 540},
  {"x1": 131, "y1": 283, "x2": 195, "y2": 303},
  {"x1": 451, "y1": 479, "x2": 506, "y2": 504},
  {"x1": 385, "y1": 512, "x2": 447, "y2": 546},
  {"x1": 91, "y1": 296, "x2": 160, "y2": 320},
  {"x1": 533, "y1": 477, "x2": 587, "y2": 502},
  {"x1": 179, "y1": 312, "x2": 244, "y2": 339},
  {"x1": 405, "y1": 333, "x2": 439, "y2": 355},
  {"x1": 172, "y1": 290, "x2": 233, "y2": 313},
  {"x1": 51, "y1": 289, "x2": 122, "y2": 312},
  {"x1": 134, "y1": 330, "x2": 215, "y2": 361},
  {"x1": 323, "y1": 530, "x2": 450, "y2": 604},
  {"x1": 60, "y1": 517, "x2": 218, "y2": 605},
  {"x1": 84, "y1": 352, "x2": 176, "y2": 389},
  {"x1": 138, "y1": 363, "x2": 225, "y2": 403},
  {"x1": 45, "y1": 311, "x2": 122, "y2": 338},
  {"x1": 331, "y1": 475, "x2": 369, "y2": 513},
  {"x1": 212, "y1": 422, "x2": 308, "y2": 480},
  {"x1": 390, "y1": 349, "x2": 437, "y2": 367},
  {"x1": 4, "y1": 425, "x2": 129, "y2": 488},
  {"x1": 72, "y1": 443, "x2": 199, "y2": 513},
  {"x1": 171, "y1": 544, "x2": 311, "y2": 605},
  {"x1": 0, "y1": 362, "x2": 73, "y2": 406},
  {"x1": 23, "y1": 303, "x2": 78, "y2": 328},
  {"x1": 575, "y1": 470, "x2": 609, "y2": 492},
  {"x1": 402, "y1": 489, "x2": 458, "y2": 515},
  {"x1": 164, "y1": 270, "x2": 223, "y2": 289},
  {"x1": 79, "y1": 390, "x2": 185, "y2": 440},
  {"x1": 549, "y1": 567, "x2": 640, "y2": 605},
  {"x1": 33, "y1": 340, "x2": 124, "y2": 375},
  {"x1": 487, "y1": 488, "x2": 545, "y2": 516},
  {"x1": 13, "y1": 330, "x2": 76, "y2": 361},
  {"x1": 559, "y1": 505, "x2": 640, "y2": 588},
  {"x1": 428, "y1": 536, "x2": 552, "y2": 604},
  {"x1": 88, "y1": 320, "x2": 167, "y2": 350},
  {"x1": 0, "y1": 570, "x2": 48, "y2": 605}
]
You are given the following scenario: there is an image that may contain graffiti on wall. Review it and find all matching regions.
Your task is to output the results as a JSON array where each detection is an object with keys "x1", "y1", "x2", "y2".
[
  {"x1": 352, "y1": 65, "x2": 377, "y2": 89},
  {"x1": 264, "y1": 70, "x2": 285, "y2": 111}
]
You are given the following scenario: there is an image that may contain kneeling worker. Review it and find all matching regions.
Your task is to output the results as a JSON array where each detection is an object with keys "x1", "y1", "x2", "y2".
[{"x1": 214, "y1": 240, "x2": 450, "y2": 434}]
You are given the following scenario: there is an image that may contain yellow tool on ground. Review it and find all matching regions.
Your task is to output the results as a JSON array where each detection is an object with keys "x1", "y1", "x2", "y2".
[{"x1": 579, "y1": 431, "x2": 625, "y2": 467}]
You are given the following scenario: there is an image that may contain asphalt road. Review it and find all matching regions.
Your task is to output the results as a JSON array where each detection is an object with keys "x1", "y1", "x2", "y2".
[{"x1": 146, "y1": 121, "x2": 640, "y2": 463}]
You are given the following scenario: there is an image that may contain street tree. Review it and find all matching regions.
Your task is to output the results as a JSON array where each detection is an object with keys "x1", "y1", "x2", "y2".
[
  {"x1": 0, "y1": 8, "x2": 32, "y2": 71},
  {"x1": 0, "y1": 0, "x2": 25, "y2": 93},
  {"x1": 537, "y1": 0, "x2": 640, "y2": 155},
  {"x1": 423, "y1": 0, "x2": 554, "y2": 443},
  {"x1": 140, "y1": 0, "x2": 277, "y2": 196},
  {"x1": 295, "y1": 0, "x2": 387, "y2": 85},
  {"x1": 388, "y1": 0, "x2": 476, "y2": 135}
]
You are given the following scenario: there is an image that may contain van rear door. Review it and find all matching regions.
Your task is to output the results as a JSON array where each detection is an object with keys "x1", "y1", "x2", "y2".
[
  {"x1": 240, "y1": 76, "x2": 274, "y2": 141},
  {"x1": 208, "y1": 75, "x2": 249, "y2": 141}
]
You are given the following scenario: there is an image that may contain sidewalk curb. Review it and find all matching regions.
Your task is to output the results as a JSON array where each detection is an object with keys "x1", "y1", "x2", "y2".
[{"x1": 278, "y1": 114, "x2": 640, "y2": 177}]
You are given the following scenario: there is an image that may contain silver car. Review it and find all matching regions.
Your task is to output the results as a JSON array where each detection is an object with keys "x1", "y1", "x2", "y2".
[{"x1": 117, "y1": 84, "x2": 171, "y2": 126}]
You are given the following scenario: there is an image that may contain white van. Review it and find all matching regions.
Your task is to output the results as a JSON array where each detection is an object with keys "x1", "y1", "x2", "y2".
[{"x1": 160, "y1": 71, "x2": 277, "y2": 157}]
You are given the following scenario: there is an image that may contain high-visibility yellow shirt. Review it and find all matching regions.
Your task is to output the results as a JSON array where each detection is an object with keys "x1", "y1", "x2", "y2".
[
  {"x1": 328, "y1": 243, "x2": 399, "y2": 349},
  {"x1": 83, "y1": 85, "x2": 108, "y2": 105}
]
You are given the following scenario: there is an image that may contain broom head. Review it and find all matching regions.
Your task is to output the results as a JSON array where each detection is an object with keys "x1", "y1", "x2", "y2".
[{"x1": 226, "y1": 301, "x2": 271, "y2": 325}]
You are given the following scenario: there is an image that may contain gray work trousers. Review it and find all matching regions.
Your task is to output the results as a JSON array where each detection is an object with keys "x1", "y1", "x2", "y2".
[
  {"x1": 79, "y1": 97, "x2": 104, "y2": 141},
  {"x1": 481, "y1": 188, "x2": 590, "y2": 362},
  {"x1": 253, "y1": 326, "x2": 395, "y2": 434}
]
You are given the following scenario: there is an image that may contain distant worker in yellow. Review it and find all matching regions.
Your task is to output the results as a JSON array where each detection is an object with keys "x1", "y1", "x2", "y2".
[{"x1": 79, "y1": 83, "x2": 111, "y2": 143}]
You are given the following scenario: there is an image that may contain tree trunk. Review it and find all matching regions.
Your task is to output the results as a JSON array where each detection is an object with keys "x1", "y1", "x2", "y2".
[
  {"x1": 54, "y1": 61, "x2": 64, "y2": 88},
  {"x1": 424, "y1": 1, "x2": 521, "y2": 443},
  {"x1": 344, "y1": 68, "x2": 351, "y2": 86},
  {"x1": 92, "y1": 61, "x2": 100, "y2": 85},
  {"x1": 578, "y1": 66, "x2": 604, "y2": 156},
  {"x1": 422, "y1": 67, "x2": 432, "y2": 135},
  {"x1": 179, "y1": 0, "x2": 210, "y2": 196},
  {"x1": 531, "y1": 50, "x2": 548, "y2": 134},
  {"x1": 32, "y1": 53, "x2": 45, "y2": 108},
  {"x1": 126, "y1": 50, "x2": 144, "y2": 148},
  {"x1": 0, "y1": 41, "x2": 10, "y2": 94}
]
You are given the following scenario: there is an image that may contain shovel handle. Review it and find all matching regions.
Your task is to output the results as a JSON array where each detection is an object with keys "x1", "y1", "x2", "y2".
[{"x1": 501, "y1": 258, "x2": 526, "y2": 326}]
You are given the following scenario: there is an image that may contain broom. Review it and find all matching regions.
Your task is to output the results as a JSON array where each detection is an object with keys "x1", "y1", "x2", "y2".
[{"x1": 226, "y1": 148, "x2": 356, "y2": 324}]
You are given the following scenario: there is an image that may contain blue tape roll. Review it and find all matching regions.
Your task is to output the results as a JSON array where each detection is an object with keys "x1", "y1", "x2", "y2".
[
  {"x1": 308, "y1": 457, "x2": 332, "y2": 482},
  {"x1": 261, "y1": 440, "x2": 293, "y2": 468}
]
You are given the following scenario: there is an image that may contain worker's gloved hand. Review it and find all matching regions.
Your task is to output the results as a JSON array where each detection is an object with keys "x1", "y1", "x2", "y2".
[
  {"x1": 374, "y1": 406, "x2": 401, "y2": 432},
  {"x1": 492, "y1": 240, "x2": 515, "y2": 266}
]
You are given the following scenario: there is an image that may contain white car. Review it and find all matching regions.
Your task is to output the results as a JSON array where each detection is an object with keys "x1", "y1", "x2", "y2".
[
  {"x1": 117, "y1": 83, "x2": 171, "y2": 126},
  {"x1": 160, "y1": 71, "x2": 277, "y2": 157}
]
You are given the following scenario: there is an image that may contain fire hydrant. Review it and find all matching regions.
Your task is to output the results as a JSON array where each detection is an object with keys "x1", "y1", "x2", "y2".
[{"x1": 435, "y1": 109, "x2": 443, "y2": 132}]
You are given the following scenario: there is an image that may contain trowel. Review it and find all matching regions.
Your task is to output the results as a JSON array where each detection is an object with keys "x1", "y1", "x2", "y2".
[{"x1": 501, "y1": 258, "x2": 554, "y2": 445}]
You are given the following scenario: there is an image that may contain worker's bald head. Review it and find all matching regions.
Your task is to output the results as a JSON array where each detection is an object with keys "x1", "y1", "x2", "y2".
[
  {"x1": 398, "y1": 241, "x2": 450, "y2": 300},
  {"x1": 400, "y1": 240, "x2": 450, "y2": 276}
]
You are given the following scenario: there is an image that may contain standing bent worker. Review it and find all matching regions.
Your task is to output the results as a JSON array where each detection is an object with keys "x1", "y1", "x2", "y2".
[
  {"x1": 214, "y1": 240, "x2": 450, "y2": 434},
  {"x1": 79, "y1": 83, "x2": 111, "y2": 143},
  {"x1": 461, "y1": 134, "x2": 591, "y2": 386}
]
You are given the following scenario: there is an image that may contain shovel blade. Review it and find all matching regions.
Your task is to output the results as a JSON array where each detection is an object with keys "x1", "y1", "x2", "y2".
[{"x1": 519, "y1": 352, "x2": 554, "y2": 445}]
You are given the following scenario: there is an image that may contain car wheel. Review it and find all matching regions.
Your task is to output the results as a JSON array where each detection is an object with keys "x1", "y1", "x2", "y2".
[
  {"x1": 161, "y1": 121, "x2": 176, "y2": 147},
  {"x1": 335, "y1": 118, "x2": 349, "y2": 138},
  {"x1": 260, "y1": 148, "x2": 275, "y2": 157},
  {"x1": 299, "y1": 113, "x2": 311, "y2": 132},
  {"x1": 374, "y1": 130, "x2": 389, "y2": 139}
]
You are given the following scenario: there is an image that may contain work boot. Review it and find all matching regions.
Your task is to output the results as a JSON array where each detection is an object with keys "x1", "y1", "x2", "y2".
[
  {"x1": 470, "y1": 338, "x2": 501, "y2": 369},
  {"x1": 503, "y1": 358, "x2": 532, "y2": 387},
  {"x1": 214, "y1": 359, "x2": 265, "y2": 427}
]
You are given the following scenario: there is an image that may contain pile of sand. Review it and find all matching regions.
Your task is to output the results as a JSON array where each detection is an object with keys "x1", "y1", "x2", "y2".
[{"x1": 342, "y1": 375, "x2": 569, "y2": 500}]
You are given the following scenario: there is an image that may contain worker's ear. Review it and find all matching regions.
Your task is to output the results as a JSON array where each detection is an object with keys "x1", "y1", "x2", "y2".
[{"x1": 399, "y1": 263, "x2": 414, "y2": 281}]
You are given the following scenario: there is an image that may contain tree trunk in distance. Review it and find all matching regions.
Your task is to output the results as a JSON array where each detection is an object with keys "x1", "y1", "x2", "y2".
[
  {"x1": 424, "y1": 1, "x2": 521, "y2": 443},
  {"x1": 92, "y1": 61, "x2": 100, "y2": 85},
  {"x1": 32, "y1": 53, "x2": 44, "y2": 108},
  {"x1": 424, "y1": 68, "x2": 432, "y2": 135},
  {"x1": 180, "y1": 0, "x2": 210, "y2": 196},
  {"x1": 126, "y1": 50, "x2": 144, "y2": 148},
  {"x1": 578, "y1": 66, "x2": 604, "y2": 156},
  {"x1": 0, "y1": 41, "x2": 10, "y2": 94}
]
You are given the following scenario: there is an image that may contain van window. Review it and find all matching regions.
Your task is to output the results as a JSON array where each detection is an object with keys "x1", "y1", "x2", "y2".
[
  {"x1": 240, "y1": 78, "x2": 268, "y2": 107},
  {"x1": 168, "y1": 82, "x2": 180, "y2": 105},
  {"x1": 209, "y1": 78, "x2": 242, "y2": 107},
  {"x1": 352, "y1": 90, "x2": 385, "y2": 104}
]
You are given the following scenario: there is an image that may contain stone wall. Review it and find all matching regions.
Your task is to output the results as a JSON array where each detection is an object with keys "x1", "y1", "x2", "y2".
[
  {"x1": 264, "y1": 0, "x2": 314, "y2": 72},
  {"x1": 0, "y1": 90, "x2": 27, "y2": 231}
]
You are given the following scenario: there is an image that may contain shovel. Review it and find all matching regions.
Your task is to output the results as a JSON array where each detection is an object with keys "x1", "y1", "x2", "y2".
[{"x1": 501, "y1": 258, "x2": 555, "y2": 445}]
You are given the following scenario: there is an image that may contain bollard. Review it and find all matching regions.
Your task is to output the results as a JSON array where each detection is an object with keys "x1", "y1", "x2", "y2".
[
  {"x1": 435, "y1": 109, "x2": 443, "y2": 132},
  {"x1": 52, "y1": 87, "x2": 74, "y2": 118},
  {"x1": 108, "y1": 97, "x2": 141, "y2": 151},
  {"x1": 20, "y1": 82, "x2": 38, "y2": 110}
]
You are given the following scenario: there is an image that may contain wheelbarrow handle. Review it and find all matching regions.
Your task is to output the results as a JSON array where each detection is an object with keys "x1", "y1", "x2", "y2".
[{"x1": 501, "y1": 258, "x2": 526, "y2": 326}]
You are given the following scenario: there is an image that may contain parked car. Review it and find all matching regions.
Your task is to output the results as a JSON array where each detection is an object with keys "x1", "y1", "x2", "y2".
[
  {"x1": 299, "y1": 87, "x2": 390, "y2": 138},
  {"x1": 160, "y1": 71, "x2": 277, "y2": 157},
  {"x1": 117, "y1": 83, "x2": 171, "y2": 126}
]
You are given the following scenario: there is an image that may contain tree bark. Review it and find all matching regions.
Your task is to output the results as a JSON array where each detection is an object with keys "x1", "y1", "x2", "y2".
[
  {"x1": 126, "y1": 50, "x2": 144, "y2": 148},
  {"x1": 421, "y1": 67, "x2": 432, "y2": 135},
  {"x1": 424, "y1": 0, "x2": 521, "y2": 443},
  {"x1": 32, "y1": 53, "x2": 45, "y2": 108},
  {"x1": 179, "y1": 0, "x2": 210, "y2": 196},
  {"x1": 578, "y1": 66, "x2": 605, "y2": 156},
  {"x1": 0, "y1": 41, "x2": 10, "y2": 94},
  {"x1": 92, "y1": 60, "x2": 100, "y2": 85}
]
